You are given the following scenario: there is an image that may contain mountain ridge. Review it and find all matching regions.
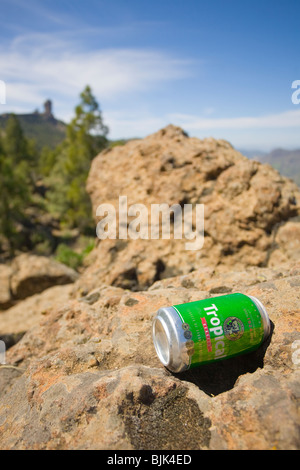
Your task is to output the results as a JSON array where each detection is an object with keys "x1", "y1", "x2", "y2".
[
  {"x1": 241, "y1": 147, "x2": 300, "y2": 186},
  {"x1": 0, "y1": 100, "x2": 67, "y2": 149}
]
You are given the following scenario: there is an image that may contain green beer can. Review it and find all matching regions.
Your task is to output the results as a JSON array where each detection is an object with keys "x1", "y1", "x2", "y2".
[{"x1": 152, "y1": 293, "x2": 271, "y2": 373}]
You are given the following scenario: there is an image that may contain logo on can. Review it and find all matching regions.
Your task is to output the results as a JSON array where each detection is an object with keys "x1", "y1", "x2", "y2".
[{"x1": 223, "y1": 316, "x2": 244, "y2": 341}]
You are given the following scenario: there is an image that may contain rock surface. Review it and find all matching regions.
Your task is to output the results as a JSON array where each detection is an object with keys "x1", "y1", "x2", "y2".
[
  {"x1": 0, "y1": 126, "x2": 299, "y2": 450},
  {"x1": 10, "y1": 254, "x2": 79, "y2": 300},
  {"x1": 0, "y1": 265, "x2": 13, "y2": 309},
  {"x1": 0, "y1": 254, "x2": 78, "y2": 309},
  {"x1": 0, "y1": 284, "x2": 73, "y2": 336},
  {"x1": 0, "y1": 262, "x2": 299, "y2": 450}
]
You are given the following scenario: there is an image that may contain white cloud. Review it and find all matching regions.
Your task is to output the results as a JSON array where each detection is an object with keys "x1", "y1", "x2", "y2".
[
  {"x1": 1, "y1": 30, "x2": 299, "y2": 151},
  {"x1": 168, "y1": 109, "x2": 300, "y2": 130},
  {"x1": 0, "y1": 32, "x2": 192, "y2": 115},
  {"x1": 104, "y1": 109, "x2": 300, "y2": 150},
  {"x1": 105, "y1": 110, "x2": 167, "y2": 139}
]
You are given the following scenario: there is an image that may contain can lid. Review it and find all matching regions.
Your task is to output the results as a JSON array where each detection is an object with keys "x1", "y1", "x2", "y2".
[
  {"x1": 152, "y1": 307, "x2": 190, "y2": 373},
  {"x1": 152, "y1": 316, "x2": 170, "y2": 367}
]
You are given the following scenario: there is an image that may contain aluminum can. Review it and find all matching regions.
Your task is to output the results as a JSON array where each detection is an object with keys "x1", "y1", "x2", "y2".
[{"x1": 152, "y1": 293, "x2": 271, "y2": 373}]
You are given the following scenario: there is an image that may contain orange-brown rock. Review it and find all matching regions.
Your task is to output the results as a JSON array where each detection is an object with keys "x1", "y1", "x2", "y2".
[
  {"x1": 0, "y1": 254, "x2": 79, "y2": 310},
  {"x1": 82, "y1": 125, "x2": 300, "y2": 291}
]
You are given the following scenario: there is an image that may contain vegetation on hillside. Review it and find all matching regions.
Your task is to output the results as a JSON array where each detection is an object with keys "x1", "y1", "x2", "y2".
[
  {"x1": 0, "y1": 115, "x2": 36, "y2": 255},
  {"x1": 0, "y1": 113, "x2": 66, "y2": 150},
  {"x1": 41, "y1": 85, "x2": 109, "y2": 232},
  {"x1": 0, "y1": 86, "x2": 108, "y2": 267}
]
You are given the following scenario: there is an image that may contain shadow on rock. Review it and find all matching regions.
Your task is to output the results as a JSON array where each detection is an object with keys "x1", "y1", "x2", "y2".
[
  {"x1": 176, "y1": 321, "x2": 274, "y2": 397},
  {"x1": 0, "y1": 332, "x2": 25, "y2": 350}
]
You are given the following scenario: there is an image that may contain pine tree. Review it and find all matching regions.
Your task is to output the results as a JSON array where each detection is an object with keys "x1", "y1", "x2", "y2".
[
  {"x1": 3, "y1": 114, "x2": 38, "y2": 183},
  {"x1": 3, "y1": 114, "x2": 28, "y2": 164},
  {"x1": 0, "y1": 126, "x2": 31, "y2": 255},
  {"x1": 46, "y1": 86, "x2": 108, "y2": 233}
]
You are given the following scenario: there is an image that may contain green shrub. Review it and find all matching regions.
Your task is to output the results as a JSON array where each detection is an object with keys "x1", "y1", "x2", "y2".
[
  {"x1": 55, "y1": 237, "x2": 95, "y2": 270},
  {"x1": 55, "y1": 244, "x2": 83, "y2": 270}
]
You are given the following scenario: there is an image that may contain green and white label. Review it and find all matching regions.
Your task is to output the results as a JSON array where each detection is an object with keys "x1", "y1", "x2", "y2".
[{"x1": 173, "y1": 293, "x2": 264, "y2": 368}]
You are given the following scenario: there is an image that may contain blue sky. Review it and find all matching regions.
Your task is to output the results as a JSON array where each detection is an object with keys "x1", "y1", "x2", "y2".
[{"x1": 0, "y1": 0, "x2": 299, "y2": 150}]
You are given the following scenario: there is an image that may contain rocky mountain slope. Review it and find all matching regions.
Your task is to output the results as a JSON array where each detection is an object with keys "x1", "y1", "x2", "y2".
[
  {"x1": 0, "y1": 125, "x2": 299, "y2": 450},
  {"x1": 0, "y1": 101, "x2": 66, "y2": 150},
  {"x1": 255, "y1": 148, "x2": 300, "y2": 186}
]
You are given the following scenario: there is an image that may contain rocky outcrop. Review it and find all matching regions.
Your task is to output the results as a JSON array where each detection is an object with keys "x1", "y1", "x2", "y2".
[
  {"x1": 0, "y1": 126, "x2": 299, "y2": 450},
  {"x1": 0, "y1": 254, "x2": 78, "y2": 309},
  {"x1": 0, "y1": 262, "x2": 299, "y2": 450},
  {"x1": 82, "y1": 125, "x2": 300, "y2": 292},
  {"x1": 0, "y1": 284, "x2": 73, "y2": 336},
  {"x1": 10, "y1": 254, "x2": 78, "y2": 300}
]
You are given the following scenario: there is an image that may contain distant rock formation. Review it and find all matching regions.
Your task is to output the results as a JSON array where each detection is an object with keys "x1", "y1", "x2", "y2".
[
  {"x1": 43, "y1": 99, "x2": 53, "y2": 119},
  {"x1": 259, "y1": 148, "x2": 300, "y2": 186},
  {"x1": 0, "y1": 100, "x2": 66, "y2": 149}
]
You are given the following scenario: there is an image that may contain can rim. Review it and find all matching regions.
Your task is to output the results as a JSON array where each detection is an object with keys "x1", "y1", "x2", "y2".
[
  {"x1": 152, "y1": 316, "x2": 171, "y2": 367},
  {"x1": 248, "y1": 295, "x2": 271, "y2": 340}
]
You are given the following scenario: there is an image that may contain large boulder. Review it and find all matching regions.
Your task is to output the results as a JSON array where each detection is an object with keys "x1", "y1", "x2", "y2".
[
  {"x1": 81, "y1": 125, "x2": 300, "y2": 292},
  {"x1": 9, "y1": 254, "x2": 79, "y2": 300},
  {"x1": 0, "y1": 284, "x2": 73, "y2": 336}
]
